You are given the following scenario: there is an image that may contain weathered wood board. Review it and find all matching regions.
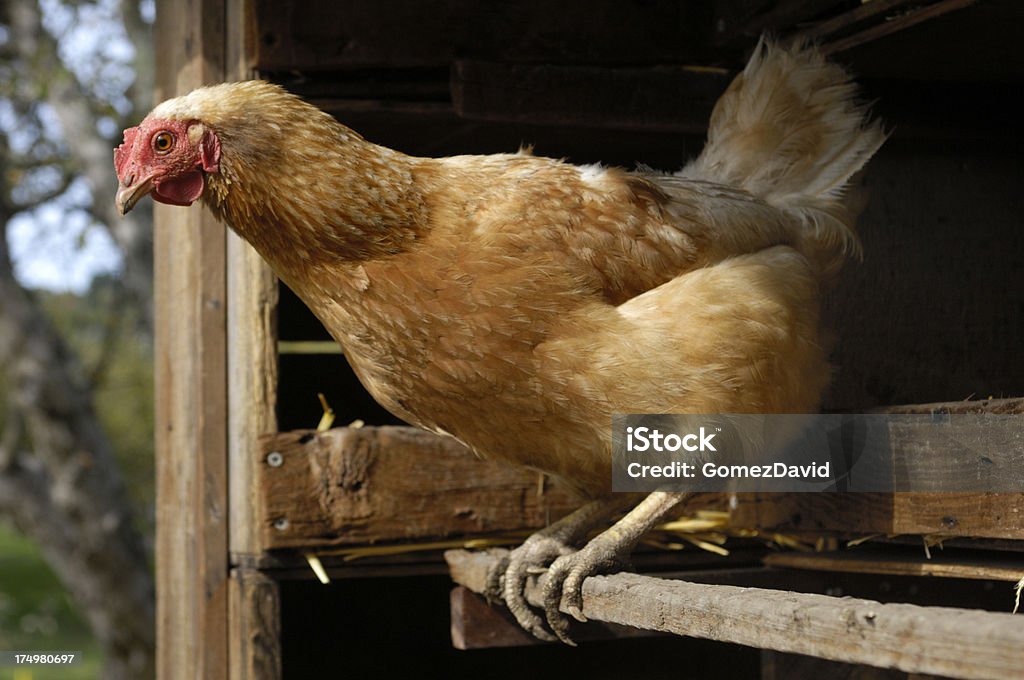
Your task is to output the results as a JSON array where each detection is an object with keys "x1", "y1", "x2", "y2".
[
  {"x1": 153, "y1": 1, "x2": 230, "y2": 679},
  {"x1": 732, "y1": 492, "x2": 1024, "y2": 540},
  {"x1": 765, "y1": 548, "x2": 1024, "y2": 582},
  {"x1": 258, "y1": 426, "x2": 579, "y2": 549},
  {"x1": 731, "y1": 399, "x2": 1024, "y2": 540}
]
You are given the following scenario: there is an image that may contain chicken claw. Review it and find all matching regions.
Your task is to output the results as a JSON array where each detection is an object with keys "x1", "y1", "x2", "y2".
[
  {"x1": 541, "y1": 532, "x2": 631, "y2": 645},
  {"x1": 543, "y1": 492, "x2": 690, "y2": 644},
  {"x1": 483, "y1": 551, "x2": 510, "y2": 605},
  {"x1": 485, "y1": 497, "x2": 637, "y2": 641},
  {"x1": 500, "y1": 533, "x2": 576, "y2": 641}
]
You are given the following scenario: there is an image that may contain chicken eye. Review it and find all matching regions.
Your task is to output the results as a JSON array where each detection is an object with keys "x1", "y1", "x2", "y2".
[{"x1": 153, "y1": 131, "x2": 174, "y2": 153}]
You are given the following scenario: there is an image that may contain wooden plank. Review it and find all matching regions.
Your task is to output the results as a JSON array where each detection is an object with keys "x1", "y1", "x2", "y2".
[
  {"x1": 228, "y1": 569, "x2": 281, "y2": 680},
  {"x1": 874, "y1": 398, "x2": 1024, "y2": 415},
  {"x1": 819, "y1": 0, "x2": 979, "y2": 55},
  {"x1": 883, "y1": 414, "x2": 1024, "y2": 492},
  {"x1": 225, "y1": 0, "x2": 283, "y2": 678},
  {"x1": 732, "y1": 399, "x2": 1024, "y2": 539},
  {"x1": 765, "y1": 549, "x2": 1024, "y2": 583},
  {"x1": 731, "y1": 492, "x2": 1024, "y2": 540},
  {"x1": 452, "y1": 61, "x2": 729, "y2": 133},
  {"x1": 251, "y1": 0, "x2": 710, "y2": 71},
  {"x1": 153, "y1": 1, "x2": 229, "y2": 679},
  {"x1": 227, "y1": 0, "x2": 278, "y2": 565},
  {"x1": 797, "y1": 0, "x2": 923, "y2": 43},
  {"x1": 258, "y1": 426, "x2": 579, "y2": 549},
  {"x1": 447, "y1": 549, "x2": 1024, "y2": 680}
]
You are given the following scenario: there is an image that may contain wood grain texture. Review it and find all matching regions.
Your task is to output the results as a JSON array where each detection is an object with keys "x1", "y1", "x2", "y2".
[
  {"x1": 224, "y1": 0, "x2": 284, "y2": 678},
  {"x1": 154, "y1": 1, "x2": 228, "y2": 679},
  {"x1": 229, "y1": 569, "x2": 281, "y2": 680},
  {"x1": 731, "y1": 493, "x2": 1024, "y2": 540},
  {"x1": 874, "y1": 398, "x2": 1024, "y2": 415},
  {"x1": 765, "y1": 549, "x2": 1024, "y2": 582},
  {"x1": 732, "y1": 400, "x2": 1024, "y2": 539},
  {"x1": 447, "y1": 549, "x2": 1024, "y2": 680},
  {"x1": 227, "y1": 0, "x2": 278, "y2": 565},
  {"x1": 258, "y1": 426, "x2": 580, "y2": 549}
]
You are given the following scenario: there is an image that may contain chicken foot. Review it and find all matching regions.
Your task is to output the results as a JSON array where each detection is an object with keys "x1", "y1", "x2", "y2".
[
  {"x1": 541, "y1": 491, "x2": 690, "y2": 644},
  {"x1": 484, "y1": 495, "x2": 637, "y2": 641}
]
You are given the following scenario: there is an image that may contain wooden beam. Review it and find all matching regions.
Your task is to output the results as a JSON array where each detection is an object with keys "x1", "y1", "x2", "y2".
[
  {"x1": 765, "y1": 548, "x2": 1024, "y2": 582},
  {"x1": 817, "y1": 0, "x2": 979, "y2": 55},
  {"x1": 447, "y1": 549, "x2": 1024, "y2": 680},
  {"x1": 797, "y1": 0, "x2": 924, "y2": 43},
  {"x1": 873, "y1": 397, "x2": 1024, "y2": 415},
  {"x1": 731, "y1": 492, "x2": 1024, "y2": 540},
  {"x1": 257, "y1": 426, "x2": 579, "y2": 549},
  {"x1": 731, "y1": 399, "x2": 1024, "y2": 540},
  {"x1": 153, "y1": 1, "x2": 229, "y2": 679},
  {"x1": 452, "y1": 61, "x2": 730, "y2": 133},
  {"x1": 250, "y1": 0, "x2": 710, "y2": 71}
]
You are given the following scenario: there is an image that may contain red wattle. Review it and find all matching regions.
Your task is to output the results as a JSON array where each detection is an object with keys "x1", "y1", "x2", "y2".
[{"x1": 153, "y1": 171, "x2": 205, "y2": 206}]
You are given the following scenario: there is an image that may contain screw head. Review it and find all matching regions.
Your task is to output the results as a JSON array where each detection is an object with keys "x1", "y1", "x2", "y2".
[
  {"x1": 266, "y1": 451, "x2": 284, "y2": 467},
  {"x1": 273, "y1": 517, "x2": 289, "y2": 531}
]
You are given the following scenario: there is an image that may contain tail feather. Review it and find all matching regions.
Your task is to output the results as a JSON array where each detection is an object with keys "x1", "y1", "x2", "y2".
[{"x1": 680, "y1": 38, "x2": 887, "y2": 261}]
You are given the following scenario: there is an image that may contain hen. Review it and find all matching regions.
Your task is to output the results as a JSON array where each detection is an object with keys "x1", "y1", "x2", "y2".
[{"x1": 115, "y1": 40, "x2": 884, "y2": 643}]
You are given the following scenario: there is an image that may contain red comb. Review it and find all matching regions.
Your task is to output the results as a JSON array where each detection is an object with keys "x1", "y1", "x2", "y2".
[{"x1": 114, "y1": 127, "x2": 139, "y2": 179}]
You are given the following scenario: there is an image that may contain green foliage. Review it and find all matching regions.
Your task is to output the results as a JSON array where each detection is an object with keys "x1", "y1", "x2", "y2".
[{"x1": 0, "y1": 524, "x2": 102, "y2": 680}]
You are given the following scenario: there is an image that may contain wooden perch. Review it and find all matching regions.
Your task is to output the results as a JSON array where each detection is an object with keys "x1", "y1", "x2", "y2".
[{"x1": 446, "y1": 549, "x2": 1024, "y2": 680}]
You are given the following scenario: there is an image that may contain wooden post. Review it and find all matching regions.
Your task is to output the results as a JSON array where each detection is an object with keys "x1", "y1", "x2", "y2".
[
  {"x1": 229, "y1": 569, "x2": 282, "y2": 680},
  {"x1": 156, "y1": 1, "x2": 283, "y2": 679},
  {"x1": 154, "y1": 0, "x2": 228, "y2": 678},
  {"x1": 224, "y1": 0, "x2": 284, "y2": 677}
]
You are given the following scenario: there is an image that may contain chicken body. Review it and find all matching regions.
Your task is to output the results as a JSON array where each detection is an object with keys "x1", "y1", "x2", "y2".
[
  {"x1": 116, "y1": 40, "x2": 884, "y2": 641},
  {"x1": 253, "y1": 155, "x2": 831, "y2": 497}
]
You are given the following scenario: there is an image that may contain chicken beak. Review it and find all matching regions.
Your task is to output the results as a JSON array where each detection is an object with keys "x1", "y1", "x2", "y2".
[{"x1": 115, "y1": 176, "x2": 155, "y2": 216}]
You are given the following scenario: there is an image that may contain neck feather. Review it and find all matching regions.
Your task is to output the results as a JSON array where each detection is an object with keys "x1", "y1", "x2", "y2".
[{"x1": 200, "y1": 97, "x2": 426, "y2": 271}]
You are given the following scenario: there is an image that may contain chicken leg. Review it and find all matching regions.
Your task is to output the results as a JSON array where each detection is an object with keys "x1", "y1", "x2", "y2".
[
  {"x1": 541, "y1": 491, "x2": 689, "y2": 644},
  {"x1": 484, "y1": 494, "x2": 639, "y2": 641},
  {"x1": 487, "y1": 491, "x2": 687, "y2": 643}
]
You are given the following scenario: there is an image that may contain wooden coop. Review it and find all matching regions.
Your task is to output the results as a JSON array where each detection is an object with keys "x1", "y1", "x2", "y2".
[{"x1": 153, "y1": 1, "x2": 1024, "y2": 678}]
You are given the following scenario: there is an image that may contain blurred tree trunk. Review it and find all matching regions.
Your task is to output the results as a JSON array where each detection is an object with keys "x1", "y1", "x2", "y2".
[
  {"x1": 0, "y1": 229, "x2": 156, "y2": 680},
  {"x1": 0, "y1": 1, "x2": 157, "y2": 678}
]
